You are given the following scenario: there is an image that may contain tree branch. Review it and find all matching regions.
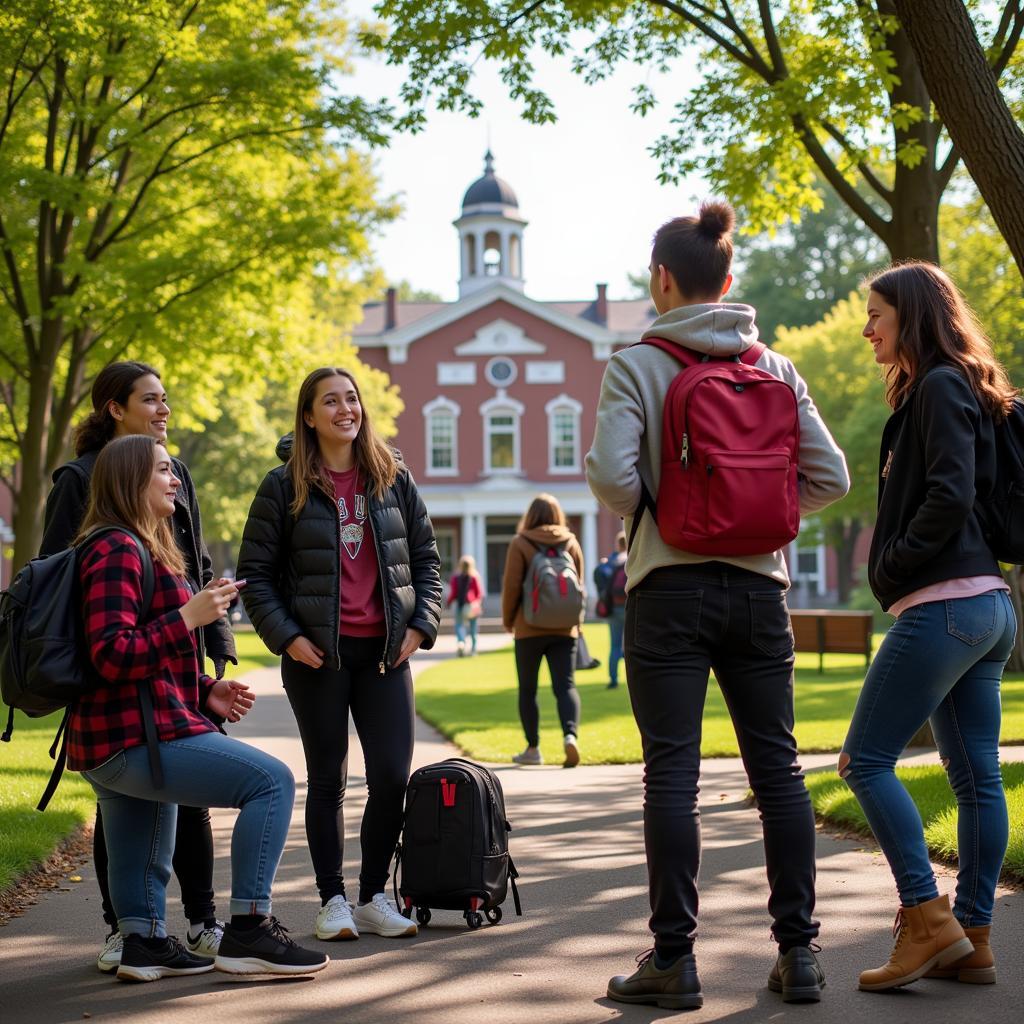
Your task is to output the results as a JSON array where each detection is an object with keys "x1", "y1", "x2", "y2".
[
  {"x1": 791, "y1": 112, "x2": 891, "y2": 241},
  {"x1": 937, "y1": 142, "x2": 961, "y2": 192},
  {"x1": 756, "y1": 0, "x2": 787, "y2": 77},
  {"x1": 991, "y1": 3, "x2": 1024, "y2": 79},
  {"x1": 0, "y1": 212, "x2": 37, "y2": 358},
  {"x1": 818, "y1": 120, "x2": 894, "y2": 200},
  {"x1": 648, "y1": 0, "x2": 767, "y2": 74}
]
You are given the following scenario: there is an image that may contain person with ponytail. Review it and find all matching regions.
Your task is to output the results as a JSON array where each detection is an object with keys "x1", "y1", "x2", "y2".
[
  {"x1": 73, "y1": 435, "x2": 326, "y2": 981},
  {"x1": 237, "y1": 367, "x2": 442, "y2": 943},
  {"x1": 587, "y1": 201, "x2": 849, "y2": 1009},
  {"x1": 40, "y1": 361, "x2": 236, "y2": 973},
  {"x1": 838, "y1": 263, "x2": 1016, "y2": 992}
]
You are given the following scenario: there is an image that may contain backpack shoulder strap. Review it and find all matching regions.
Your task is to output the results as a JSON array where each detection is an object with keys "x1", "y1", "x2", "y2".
[
  {"x1": 636, "y1": 336, "x2": 701, "y2": 367},
  {"x1": 739, "y1": 341, "x2": 766, "y2": 366},
  {"x1": 81, "y1": 527, "x2": 155, "y2": 618}
]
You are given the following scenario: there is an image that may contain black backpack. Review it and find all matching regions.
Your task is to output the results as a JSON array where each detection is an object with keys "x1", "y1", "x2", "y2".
[
  {"x1": 980, "y1": 397, "x2": 1024, "y2": 563},
  {"x1": 0, "y1": 528, "x2": 154, "y2": 809},
  {"x1": 393, "y1": 758, "x2": 522, "y2": 930}
]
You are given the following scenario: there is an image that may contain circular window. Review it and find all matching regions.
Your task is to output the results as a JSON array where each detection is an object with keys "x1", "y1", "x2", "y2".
[{"x1": 485, "y1": 357, "x2": 517, "y2": 387}]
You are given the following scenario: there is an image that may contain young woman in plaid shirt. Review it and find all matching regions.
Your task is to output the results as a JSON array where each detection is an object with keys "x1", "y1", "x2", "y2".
[{"x1": 74, "y1": 435, "x2": 327, "y2": 982}]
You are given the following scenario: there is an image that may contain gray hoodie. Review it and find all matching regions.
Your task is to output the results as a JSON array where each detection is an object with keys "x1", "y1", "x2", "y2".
[{"x1": 585, "y1": 302, "x2": 850, "y2": 590}]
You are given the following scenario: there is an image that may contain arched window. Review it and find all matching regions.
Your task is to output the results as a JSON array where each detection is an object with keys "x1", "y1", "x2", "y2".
[
  {"x1": 545, "y1": 395, "x2": 583, "y2": 473},
  {"x1": 423, "y1": 397, "x2": 460, "y2": 476},
  {"x1": 480, "y1": 395, "x2": 525, "y2": 474}
]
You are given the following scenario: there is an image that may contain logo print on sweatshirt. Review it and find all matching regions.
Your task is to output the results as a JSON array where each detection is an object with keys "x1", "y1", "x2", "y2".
[{"x1": 337, "y1": 490, "x2": 368, "y2": 560}]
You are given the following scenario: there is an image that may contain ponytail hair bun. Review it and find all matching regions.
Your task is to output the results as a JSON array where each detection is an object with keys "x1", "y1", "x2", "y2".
[{"x1": 697, "y1": 200, "x2": 735, "y2": 241}]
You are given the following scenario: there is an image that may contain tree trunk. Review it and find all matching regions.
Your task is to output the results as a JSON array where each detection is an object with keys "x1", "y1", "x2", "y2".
[
  {"x1": 827, "y1": 518, "x2": 863, "y2": 605},
  {"x1": 892, "y1": 0, "x2": 1024, "y2": 282},
  {"x1": 12, "y1": 362, "x2": 57, "y2": 572}
]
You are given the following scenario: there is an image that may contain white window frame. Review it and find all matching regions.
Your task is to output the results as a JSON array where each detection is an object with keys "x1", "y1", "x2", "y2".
[
  {"x1": 545, "y1": 394, "x2": 583, "y2": 474},
  {"x1": 480, "y1": 394, "x2": 525, "y2": 475},
  {"x1": 423, "y1": 396, "x2": 460, "y2": 477},
  {"x1": 485, "y1": 356, "x2": 518, "y2": 388}
]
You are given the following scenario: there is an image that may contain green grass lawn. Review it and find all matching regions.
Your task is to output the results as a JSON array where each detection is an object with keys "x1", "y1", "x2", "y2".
[
  {"x1": 414, "y1": 625, "x2": 1024, "y2": 765},
  {"x1": 805, "y1": 762, "x2": 1024, "y2": 881},
  {"x1": 0, "y1": 629, "x2": 277, "y2": 894}
]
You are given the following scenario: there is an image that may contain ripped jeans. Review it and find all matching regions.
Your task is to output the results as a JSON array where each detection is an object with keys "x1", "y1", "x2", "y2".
[{"x1": 840, "y1": 590, "x2": 1015, "y2": 925}]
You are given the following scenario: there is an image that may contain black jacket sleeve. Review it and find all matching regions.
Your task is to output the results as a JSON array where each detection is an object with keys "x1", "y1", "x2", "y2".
[
  {"x1": 39, "y1": 465, "x2": 89, "y2": 556},
  {"x1": 237, "y1": 470, "x2": 304, "y2": 656},
  {"x1": 399, "y1": 468, "x2": 443, "y2": 649},
  {"x1": 876, "y1": 370, "x2": 979, "y2": 593},
  {"x1": 175, "y1": 460, "x2": 237, "y2": 665}
]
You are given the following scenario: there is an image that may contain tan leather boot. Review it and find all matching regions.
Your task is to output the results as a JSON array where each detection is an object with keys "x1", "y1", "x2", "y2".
[
  {"x1": 859, "y1": 894, "x2": 974, "y2": 991},
  {"x1": 924, "y1": 925, "x2": 995, "y2": 984}
]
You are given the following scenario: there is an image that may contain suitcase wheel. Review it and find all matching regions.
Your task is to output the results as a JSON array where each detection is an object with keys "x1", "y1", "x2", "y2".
[
  {"x1": 465, "y1": 911, "x2": 484, "y2": 930},
  {"x1": 485, "y1": 906, "x2": 502, "y2": 925},
  {"x1": 416, "y1": 906, "x2": 432, "y2": 927}
]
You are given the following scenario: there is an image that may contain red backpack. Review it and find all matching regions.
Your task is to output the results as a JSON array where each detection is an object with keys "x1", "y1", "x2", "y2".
[{"x1": 631, "y1": 338, "x2": 800, "y2": 557}]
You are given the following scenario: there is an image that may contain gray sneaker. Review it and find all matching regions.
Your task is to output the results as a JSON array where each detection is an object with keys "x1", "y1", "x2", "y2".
[
  {"x1": 512, "y1": 746, "x2": 543, "y2": 766},
  {"x1": 608, "y1": 949, "x2": 703, "y2": 1010}
]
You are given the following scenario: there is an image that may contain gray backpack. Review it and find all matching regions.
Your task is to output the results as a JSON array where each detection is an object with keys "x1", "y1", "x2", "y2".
[{"x1": 521, "y1": 540, "x2": 584, "y2": 629}]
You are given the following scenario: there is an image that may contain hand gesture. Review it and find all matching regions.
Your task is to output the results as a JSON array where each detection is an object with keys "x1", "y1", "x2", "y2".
[
  {"x1": 286, "y1": 636, "x2": 325, "y2": 669},
  {"x1": 207, "y1": 679, "x2": 255, "y2": 723},
  {"x1": 180, "y1": 578, "x2": 239, "y2": 632},
  {"x1": 393, "y1": 627, "x2": 425, "y2": 668}
]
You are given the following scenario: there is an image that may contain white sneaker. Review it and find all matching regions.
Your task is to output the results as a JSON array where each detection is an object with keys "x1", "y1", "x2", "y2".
[
  {"x1": 97, "y1": 931, "x2": 123, "y2": 973},
  {"x1": 563, "y1": 734, "x2": 580, "y2": 768},
  {"x1": 351, "y1": 893, "x2": 417, "y2": 937},
  {"x1": 186, "y1": 920, "x2": 224, "y2": 956},
  {"x1": 315, "y1": 895, "x2": 359, "y2": 940},
  {"x1": 512, "y1": 746, "x2": 543, "y2": 766}
]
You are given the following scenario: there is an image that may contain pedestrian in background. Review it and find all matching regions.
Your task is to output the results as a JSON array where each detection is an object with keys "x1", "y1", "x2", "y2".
[
  {"x1": 841, "y1": 262, "x2": 1016, "y2": 992},
  {"x1": 448, "y1": 554, "x2": 483, "y2": 656},
  {"x1": 501, "y1": 493, "x2": 585, "y2": 768},
  {"x1": 593, "y1": 531, "x2": 628, "y2": 689}
]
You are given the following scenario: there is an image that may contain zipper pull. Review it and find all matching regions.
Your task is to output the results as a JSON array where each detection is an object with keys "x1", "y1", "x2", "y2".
[
  {"x1": 681, "y1": 433, "x2": 689, "y2": 467},
  {"x1": 378, "y1": 660, "x2": 386, "y2": 675}
]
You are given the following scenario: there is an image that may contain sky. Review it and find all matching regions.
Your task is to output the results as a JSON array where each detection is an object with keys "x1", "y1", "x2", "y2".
[{"x1": 345, "y1": 2, "x2": 707, "y2": 302}]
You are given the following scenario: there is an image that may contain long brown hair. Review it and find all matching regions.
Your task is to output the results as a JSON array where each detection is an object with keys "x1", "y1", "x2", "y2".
[
  {"x1": 288, "y1": 367, "x2": 398, "y2": 515},
  {"x1": 868, "y1": 262, "x2": 1016, "y2": 418},
  {"x1": 75, "y1": 434, "x2": 186, "y2": 576},
  {"x1": 74, "y1": 361, "x2": 162, "y2": 456},
  {"x1": 518, "y1": 493, "x2": 567, "y2": 532}
]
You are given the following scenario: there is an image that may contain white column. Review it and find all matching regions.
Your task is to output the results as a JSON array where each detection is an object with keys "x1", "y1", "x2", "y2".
[
  {"x1": 460, "y1": 513, "x2": 475, "y2": 564},
  {"x1": 500, "y1": 229, "x2": 510, "y2": 277},
  {"x1": 582, "y1": 508, "x2": 598, "y2": 604},
  {"x1": 474, "y1": 231, "x2": 486, "y2": 278},
  {"x1": 476, "y1": 514, "x2": 489, "y2": 594}
]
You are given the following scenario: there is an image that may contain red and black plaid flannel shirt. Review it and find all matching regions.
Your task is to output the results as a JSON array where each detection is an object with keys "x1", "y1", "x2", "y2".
[{"x1": 68, "y1": 530, "x2": 217, "y2": 772}]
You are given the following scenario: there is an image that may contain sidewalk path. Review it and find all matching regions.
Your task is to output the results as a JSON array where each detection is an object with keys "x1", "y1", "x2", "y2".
[{"x1": 1, "y1": 633, "x2": 1021, "y2": 1022}]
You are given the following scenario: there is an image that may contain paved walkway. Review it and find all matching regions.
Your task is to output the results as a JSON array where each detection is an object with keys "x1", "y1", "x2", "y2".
[{"x1": 1, "y1": 633, "x2": 1021, "y2": 1022}]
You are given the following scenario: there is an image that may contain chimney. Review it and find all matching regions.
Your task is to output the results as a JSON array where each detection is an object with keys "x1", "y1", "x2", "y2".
[
  {"x1": 595, "y1": 282, "x2": 608, "y2": 325},
  {"x1": 385, "y1": 286, "x2": 397, "y2": 331}
]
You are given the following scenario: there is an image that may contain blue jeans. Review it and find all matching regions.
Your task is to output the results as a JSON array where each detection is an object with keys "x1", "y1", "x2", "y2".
[
  {"x1": 454, "y1": 603, "x2": 479, "y2": 651},
  {"x1": 608, "y1": 607, "x2": 625, "y2": 685},
  {"x1": 83, "y1": 731, "x2": 295, "y2": 938},
  {"x1": 841, "y1": 590, "x2": 1015, "y2": 925}
]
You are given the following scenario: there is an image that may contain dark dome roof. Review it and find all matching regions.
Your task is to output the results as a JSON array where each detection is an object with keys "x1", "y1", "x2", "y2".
[{"x1": 461, "y1": 150, "x2": 518, "y2": 209}]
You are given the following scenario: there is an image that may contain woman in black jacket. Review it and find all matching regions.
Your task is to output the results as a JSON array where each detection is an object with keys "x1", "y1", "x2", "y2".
[
  {"x1": 840, "y1": 263, "x2": 1017, "y2": 993},
  {"x1": 40, "y1": 360, "x2": 237, "y2": 974},
  {"x1": 238, "y1": 366, "x2": 442, "y2": 943}
]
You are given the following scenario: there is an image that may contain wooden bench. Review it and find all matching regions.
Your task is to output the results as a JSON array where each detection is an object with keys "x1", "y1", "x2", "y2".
[{"x1": 789, "y1": 609, "x2": 874, "y2": 673}]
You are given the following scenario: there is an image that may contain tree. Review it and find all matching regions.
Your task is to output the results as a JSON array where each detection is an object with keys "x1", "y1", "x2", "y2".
[
  {"x1": 774, "y1": 294, "x2": 890, "y2": 603},
  {"x1": 393, "y1": 280, "x2": 443, "y2": 302},
  {"x1": 891, "y1": 0, "x2": 1024, "y2": 281},
  {"x1": 368, "y1": 1, "x2": 1021, "y2": 264},
  {"x1": 0, "y1": 0, "x2": 392, "y2": 570}
]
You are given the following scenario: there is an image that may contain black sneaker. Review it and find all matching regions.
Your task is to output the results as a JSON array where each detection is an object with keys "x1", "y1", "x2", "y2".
[
  {"x1": 116, "y1": 934, "x2": 215, "y2": 983},
  {"x1": 768, "y1": 946, "x2": 826, "y2": 1003},
  {"x1": 607, "y1": 949, "x2": 703, "y2": 1010},
  {"x1": 215, "y1": 916, "x2": 329, "y2": 975}
]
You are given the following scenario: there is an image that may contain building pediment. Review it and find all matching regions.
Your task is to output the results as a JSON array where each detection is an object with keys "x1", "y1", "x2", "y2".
[{"x1": 454, "y1": 319, "x2": 545, "y2": 356}]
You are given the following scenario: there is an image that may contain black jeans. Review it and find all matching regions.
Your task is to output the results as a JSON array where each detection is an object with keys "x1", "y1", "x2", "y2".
[
  {"x1": 95, "y1": 802, "x2": 215, "y2": 929},
  {"x1": 514, "y1": 634, "x2": 580, "y2": 746},
  {"x1": 282, "y1": 636, "x2": 414, "y2": 905},
  {"x1": 625, "y1": 563, "x2": 819, "y2": 959}
]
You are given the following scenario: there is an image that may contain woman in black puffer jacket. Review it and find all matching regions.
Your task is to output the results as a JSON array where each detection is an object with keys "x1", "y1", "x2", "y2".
[{"x1": 237, "y1": 366, "x2": 441, "y2": 943}]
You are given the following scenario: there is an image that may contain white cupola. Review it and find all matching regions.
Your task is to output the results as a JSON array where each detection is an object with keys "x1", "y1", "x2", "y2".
[{"x1": 454, "y1": 150, "x2": 528, "y2": 297}]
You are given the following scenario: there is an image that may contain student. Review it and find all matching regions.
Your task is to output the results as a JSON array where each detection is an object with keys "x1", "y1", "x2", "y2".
[
  {"x1": 40, "y1": 361, "x2": 236, "y2": 973},
  {"x1": 237, "y1": 367, "x2": 442, "y2": 942},
  {"x1": 73, "y1": 435, "x2": 326, "y2": 981},
  {"x1": 839, "y1": 263, "x2": 1016, "y2": 992},
  {"x1": 448, "y1": 555, "x2": 483, "y2": 656},
  {"x1": 501, "y1": 493, "x2": 584, "y2": 768},
  {"x1": 593, "y1": 532, "x2": 628, "y2": 689},
  {"x1": 586, "y1": 201, "x2": 849, "y2": 1008}
]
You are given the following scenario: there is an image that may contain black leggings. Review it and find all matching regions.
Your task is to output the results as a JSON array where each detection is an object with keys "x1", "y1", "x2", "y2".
[
  {"x1": 282, "y1": 636, "x2": 415, "y2": 905},
  {"x1": 514, "y1": 634, "x2": 580, "y2": 746},
  {"x1": 95, "y1": 801, "x2": 215, "y2": 929}
]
